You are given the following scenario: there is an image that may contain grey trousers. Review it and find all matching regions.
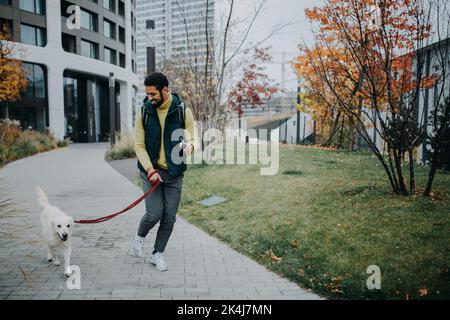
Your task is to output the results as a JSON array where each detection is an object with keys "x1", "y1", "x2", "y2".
[{"x1": 137, "y1": 167, "x2": 183, "y2": 253}]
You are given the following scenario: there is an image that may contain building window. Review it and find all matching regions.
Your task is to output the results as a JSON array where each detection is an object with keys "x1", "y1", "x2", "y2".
[
  {"x1": 146, "y1": 20, "x2": 155, "y2": 30},
  {"x1": 20, "y1": 24, "x2": 46, "y2": 47},
  {"x1": 60, "y1": 0, "x2": 71, "y2": 17},
  {"x1": 119, "y1": 53, "x2": 125, "y2": 68},
  {"x1": 0, "y1": 0, "x2": 12, "y2": 6},
  {"x1": 62, "y1": 33, "x2": 76, "y2": 53},
  {"x1": 103, "y1": 0, "x2": 115, "y2": 12},
  {"x1": 131, "y1": 35, "x2": 134, "y2": 52},
  {"x1": 19, "y1": 0, "x2": 45, "y2": 15},
  {"x1": 104, "y1": 47, "x2": 116, "y2": 65},
  {"x1": 118, "y1": 26, "x2": 125, "y2": 43},
  {"x1": 103, "y1": 19, "x2": 115, "y2": 39},
  {"x1": 81, "y1": 39, "x2": 99, "y2": 59},
  {"x1": 81, "y1": 9, "x2": 98, "y2": 32},
  {"x1": 118, "y1": 0, "x2": 124, "y2": 16},
  {"x1": 0, "y1": 18, "x2": 13, "y2": 36},
  {"x1": 132, "y1": 59, "x2": 135, "y2": 73},
  {"x1": 22, "y1": 63, "x2": 46, "y2": 99}
]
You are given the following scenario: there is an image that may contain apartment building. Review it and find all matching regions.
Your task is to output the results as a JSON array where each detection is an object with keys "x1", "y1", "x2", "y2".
[
  {"x1": 0, "y1": 0, "x2": 140, "y2": 142},
  {"x1": 135, "y1": 0, "x2": 215, "y2": 101}
]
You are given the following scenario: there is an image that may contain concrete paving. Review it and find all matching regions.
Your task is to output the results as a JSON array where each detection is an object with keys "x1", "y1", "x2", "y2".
[{"x1": 0, "y1": 143, "x2": 322, "y2": 300}]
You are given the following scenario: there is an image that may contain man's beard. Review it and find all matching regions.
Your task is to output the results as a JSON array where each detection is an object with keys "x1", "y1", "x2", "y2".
[
  {"x1": 151, "y1": 98, "x2": 163, "y2": 108},
  {"x1": 151, "y1": 89, "x2": 165, "y2": 108}
]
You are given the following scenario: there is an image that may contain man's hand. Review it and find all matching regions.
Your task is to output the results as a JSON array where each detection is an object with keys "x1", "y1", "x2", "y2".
[
  {"x1": 183, "y1": 143, "x2": 194, "y2": 155},
  {"x1": 147, "y1": 168, "x2": 162, "y2": 184}
]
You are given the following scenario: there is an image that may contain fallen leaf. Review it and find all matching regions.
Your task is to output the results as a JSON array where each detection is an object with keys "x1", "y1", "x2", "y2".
[
  {"x1": 331, "y1": 288, "x2": 343, "y2": 294},
  {"x1": 418, "y1": 288, "x2": 428, "y2": 297},
  {"x1": 267, "y1": 250, "x2": 282, "y2": 262},
  {"x1": 291, "y1": 240, "x2": 298, "y2": 248}
]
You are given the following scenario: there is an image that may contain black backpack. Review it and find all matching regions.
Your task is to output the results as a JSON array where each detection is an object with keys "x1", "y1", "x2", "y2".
[{"x1": 141, "y1": 94, "x2": 186, "y2": 130}]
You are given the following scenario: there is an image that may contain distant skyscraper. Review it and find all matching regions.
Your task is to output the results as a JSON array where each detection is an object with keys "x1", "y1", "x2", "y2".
[{"x1": 136, "y1": 0, "x2": 215, "y2": 100}]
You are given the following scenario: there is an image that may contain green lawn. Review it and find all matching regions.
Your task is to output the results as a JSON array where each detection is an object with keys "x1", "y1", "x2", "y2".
[{"x1": 178, "y1": 144, "x2": 450, "y2": 300}]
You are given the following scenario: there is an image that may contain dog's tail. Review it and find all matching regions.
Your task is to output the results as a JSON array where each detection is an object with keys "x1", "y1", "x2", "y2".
[{"x1": 35, "y1": 185, "x2": 49, "y2": 208}]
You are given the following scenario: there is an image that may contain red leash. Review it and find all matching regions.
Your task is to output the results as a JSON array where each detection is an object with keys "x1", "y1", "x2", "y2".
[{"x1": 74, "y1": 171, "x2": 161, "y2": 224}]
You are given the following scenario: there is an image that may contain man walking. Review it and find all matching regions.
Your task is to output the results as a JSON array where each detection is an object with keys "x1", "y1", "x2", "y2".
[{"x1": 131, "y1": 72, "x2": 195, "y2": 271}]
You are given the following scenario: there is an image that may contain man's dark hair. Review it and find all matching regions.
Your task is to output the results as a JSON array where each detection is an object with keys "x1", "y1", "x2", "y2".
[{"x1": 144, "y1": 72, "x2": 169, "y2": 90}]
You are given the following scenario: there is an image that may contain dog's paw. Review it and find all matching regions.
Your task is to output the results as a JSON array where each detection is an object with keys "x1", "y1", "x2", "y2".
[
  {"x1": 53, "y1": 260, "x2": 61, "y2": 266},
  {"x1": 64, "y1": 267, "x2": 73, "y2": 277},
  {"x1": 64, "y1": 271, "x2": 74, "y2": 277}
]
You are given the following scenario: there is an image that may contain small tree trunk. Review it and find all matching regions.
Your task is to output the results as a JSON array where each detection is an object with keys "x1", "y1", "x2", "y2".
[
  {"x1": 312, "y1": 120, "x2": 316, "y2": 144},
  {"x1": 349, "y1": 115, "x2": 355, "y2": 151},
  {"x1": 408, "y1": 147, "x2": 415, "y2": 195},
  {"x1": 424, "y1": 151, "x2": 439, "y2": 196},
  {"x1": 387, "y1": 144, "x2": 400, "y2": 194},
  {"x1": 323, "y1": 111, "x2": 341, "y2": 147},
  {"x1": 394, "y1": 149, "x2": 409, "y2": 195},
  {"x1": 338, "y1": 119, "x2": 345, "y2": 149},
  {"x1": 371, "y1": 146, "x2": 401, "y2": 196},
  {"x1": 424, "y1": 164, "x2": 438, "y2": 196},
  {"x1": 319, "y1": 119, "x2": 325, "y2": 144},
  {"x1": 354, "y1": 97, "x2": 363, "y2": 151}
]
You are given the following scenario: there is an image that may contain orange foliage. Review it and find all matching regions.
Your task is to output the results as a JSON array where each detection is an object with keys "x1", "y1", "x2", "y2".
[
  {"x1": 295, "y1": 0, "x2": 434, "y2": 122},
  {"x1": 0, "y1": 24, "x2": 28, "y2": 103}
]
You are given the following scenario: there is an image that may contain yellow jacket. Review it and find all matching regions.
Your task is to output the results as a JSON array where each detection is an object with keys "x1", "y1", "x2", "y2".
[{"x1": 134, "y1": 93, "x2": 196, "y2": 172}]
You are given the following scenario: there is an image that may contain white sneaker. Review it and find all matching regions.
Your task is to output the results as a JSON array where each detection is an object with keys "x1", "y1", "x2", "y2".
[
  {"x1": 130, "y1": 235, "x2": 144, "y2": 258},
  {"x1": 150, "y1": 252, "x2": 168, "y2": 271}
]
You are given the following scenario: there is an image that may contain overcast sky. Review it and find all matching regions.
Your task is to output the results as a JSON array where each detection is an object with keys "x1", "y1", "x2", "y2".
[{"x1": 233, "y1": 0, "x2": 324, "y2": 92}]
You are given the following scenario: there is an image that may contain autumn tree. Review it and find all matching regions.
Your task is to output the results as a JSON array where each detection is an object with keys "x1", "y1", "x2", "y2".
[
  {"x1": 228, "y1": 48, "x2": 279, "y2": 129},
  {"x1": 294, "y1": 0, "x2": 450, "y2": 196},
  {"x1": 0, "y1": 24, "x2": 28, "y2": 117},
  {"x1": 295, "y1": 46, "x2": 352, "y2": 148},
  {"x1": 161, "y1": 0, "x2": 288, "y2": 145}
]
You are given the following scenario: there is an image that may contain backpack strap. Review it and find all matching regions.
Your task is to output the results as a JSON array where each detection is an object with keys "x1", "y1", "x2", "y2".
[
  {"x1": 178, "y1": 100, "x2": 186, "y2": 129},
  {"x1": 141, "y1": 95, "x2": 185, "y2": 130},
  {"x1": 141, "y1": 105, "x2": 149, "y2": 129}
]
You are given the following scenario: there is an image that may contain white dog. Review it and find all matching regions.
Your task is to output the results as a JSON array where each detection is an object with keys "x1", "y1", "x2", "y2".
[{"x1": 36, "y1": 186, "x2": 74, "y2": 277}]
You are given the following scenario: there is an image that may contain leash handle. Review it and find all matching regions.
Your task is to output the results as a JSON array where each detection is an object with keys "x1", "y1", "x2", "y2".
[
  {"x1": 147, "y1": 168, "x2": 162, "y2": 182},
  {"x1": 74, "y1": 171, "x2": 160, "y2": 224}
]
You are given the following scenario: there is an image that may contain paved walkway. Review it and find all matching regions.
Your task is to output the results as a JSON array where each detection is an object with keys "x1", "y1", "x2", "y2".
[{"x1": 0, "y1": 143, "x2": 322, "y2": 300}]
